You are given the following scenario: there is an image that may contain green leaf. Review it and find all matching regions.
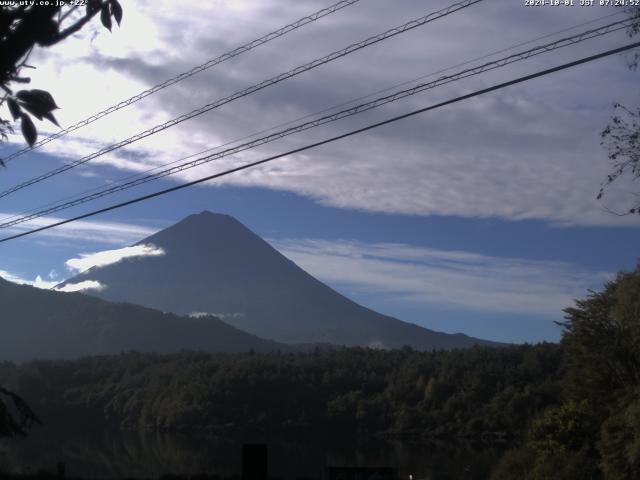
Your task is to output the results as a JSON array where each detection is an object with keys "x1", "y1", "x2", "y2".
[
  {"x1": 20, "y1": 113, "x2": 37, "y2": 147},
  {"x1": 101, "y1": 3, "x2": 112, "y2": 31},
  {"x1": 110, "y1": 0, "x2": 123, "y2": 26},
  {"x1": 7, "y1": 97, "x2": 21, "y2": 120}
]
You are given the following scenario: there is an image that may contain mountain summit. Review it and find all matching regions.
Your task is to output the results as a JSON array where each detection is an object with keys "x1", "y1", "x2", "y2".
[{"x1": 60, "y1": 211, "x2": 498, "y2": 349}]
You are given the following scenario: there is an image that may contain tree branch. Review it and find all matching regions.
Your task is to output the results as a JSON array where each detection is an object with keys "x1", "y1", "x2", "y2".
[{"x1": 51, "y1": 6, "x2": 101, "y2": 43}]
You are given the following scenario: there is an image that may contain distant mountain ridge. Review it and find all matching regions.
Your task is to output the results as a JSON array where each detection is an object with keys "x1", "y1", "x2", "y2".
[
  {"x1": 60, "y1": 211, "x2": 500, "y2": 350},
  {"x1": 0, "y1": 277, "x2": 285, "y2": 362}
]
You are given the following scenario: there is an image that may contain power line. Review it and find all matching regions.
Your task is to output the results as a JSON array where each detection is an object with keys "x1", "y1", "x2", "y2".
[
  {"x1": 1, "y1": 0, "x2": 362, "y2": 163},
  {"x1": 0, "y1": 0, "x2": 483, "y2": 200},
  {"x1": 0, "y1": 17, "x2": 631, "y2": 229},
  {"x1": 0, "y1": 11, "x2": 624, "y2": 227},
  {"x1": 2, "y1": 40, "x2": 638, "y2": 244}
]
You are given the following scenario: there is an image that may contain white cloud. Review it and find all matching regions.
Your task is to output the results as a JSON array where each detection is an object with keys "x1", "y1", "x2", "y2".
[
  {"x1": 0, "y1": 269, "x2": 27, "y2": 284},
  {"x1": 273, "y1": 238, "x2": 612, "y2": 318},
  {"x1": 65, "y1": 244, "x2": 165, "y2": 273},
  {"x1": 0, "y1": 213, "x2": 159, "y2": 245},
  {"x1": 0, "y1": 243, "x2": 160, "y2": 292},
  {"x1": 0, "y1": 269, "x2": 103, "y2": 291},
  {"x1": 4, "y1": 0, "x2": 637, "y2": 227},
  {"x1": 55, "y1": 280, "x2": 105, "y2": 293},
  {"x1": 0, "y1": 270, "x2": 59, "y2": 289},
  {"x1": 189, "y1": 311, "x2": 245, "y2": 320},
  {"x1": 32, "y1": 275, "x2": 59, "y2": 289}
]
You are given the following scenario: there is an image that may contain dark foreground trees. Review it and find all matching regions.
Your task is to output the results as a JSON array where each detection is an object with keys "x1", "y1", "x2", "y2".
[
  {"x1": 492, "y1": 264, "x2": 640, "y2": 479},
  {"x1": 0, "y1": 344, "x2": 563, "y2": 440},
  {"x1": 0, "y1": 0, "x2": 122, "y2": 436},
  {"x1": 0, "y1": 1, "x2": 122, "y2": 152},
  {"x1": 0, "y1": 387, "x2": 41, "y2": 437}
]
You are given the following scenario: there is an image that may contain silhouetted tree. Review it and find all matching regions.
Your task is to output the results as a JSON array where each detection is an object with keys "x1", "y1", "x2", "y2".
[
  {"x1": 562, "y1": 264, "x2": 640, "y2": 398},
  {"x1": 599, "y1": 7, "x2": 640, "y2": 215},
  {"x1": 491, "y1": 264, "x2": 640, "y2": 479},
  {"x1": 0, "y1": 0, "x2": 122, "y2": 437},
  {"x1": 0, "y1": 387, "x2": 41, "y2": 438},
  {"x1": 0, "y1": 0, "x2": 122, "y2": 158}
]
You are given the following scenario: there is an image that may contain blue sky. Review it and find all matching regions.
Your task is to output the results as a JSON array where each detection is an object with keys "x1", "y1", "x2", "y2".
[{"x1": 0, "y1": 0, "x2": 639, "y2": 343}]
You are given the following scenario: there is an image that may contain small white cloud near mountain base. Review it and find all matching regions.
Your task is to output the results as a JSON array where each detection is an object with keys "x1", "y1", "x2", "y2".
[
  {"x1": 0, "y1": 270, "x2": 59, "y2": 289},
  {"x1": 0, "y1": 270, "x2": 104, "y2": 292},
  {"x1": 189, "y1": 311, "x2": 245, "y2": 320},
  {"x1": 368, "y1": 340, "x2": 389, "y2": 350}
]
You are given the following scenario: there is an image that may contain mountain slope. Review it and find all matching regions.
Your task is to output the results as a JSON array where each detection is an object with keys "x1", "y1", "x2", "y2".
[
  {"x1": 0, "y1": 277, "x2": 285, "y2": 362},
  {"x1": 60, "y1": 211, "x2": 500, "y2": 349}
]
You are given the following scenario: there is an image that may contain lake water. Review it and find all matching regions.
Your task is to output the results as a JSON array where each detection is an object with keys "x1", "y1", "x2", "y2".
[{"x1": 0, "y1": 426, "x2": 505, "y2": 479}]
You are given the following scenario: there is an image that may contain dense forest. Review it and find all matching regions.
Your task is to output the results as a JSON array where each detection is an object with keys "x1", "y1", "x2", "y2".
[
  {"x1": 0, "y1": 344, "x2": 563, "y2": 441},
  {"x1": 0, "y1": 265, "x2": 639, "y2": 479},
  {"x1": 492, "y1": 264, "x2": 640, "y2": 479}
]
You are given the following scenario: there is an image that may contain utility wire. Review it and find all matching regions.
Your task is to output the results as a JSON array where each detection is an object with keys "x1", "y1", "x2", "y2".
[
  {"x1": 0, "y1": 17, "x2": 631, "y2": 229},
  {"x1": 0, "y1": 11, "x2": 624, "y2": 226},
  {"x1": 2, "y1": 40, "x2": 638, "y2": 244},
  {"x1": 0, "y1": 0, "x2": 483, "y2": 200},
  {"x1": 1, "y1": 0, "x2": 362, "y2": 163}
]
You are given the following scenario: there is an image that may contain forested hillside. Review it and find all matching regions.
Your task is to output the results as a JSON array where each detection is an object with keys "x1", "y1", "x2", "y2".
[
  {"x1": 0, "y1": 344, "x2": 562, "y2": 439},
  {"x1": 0, "y1": 277, "x2": 286, "y2": 361}
]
